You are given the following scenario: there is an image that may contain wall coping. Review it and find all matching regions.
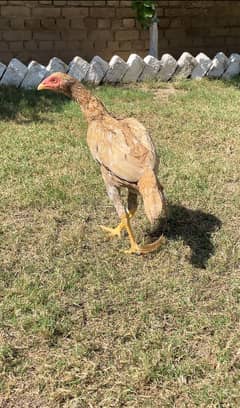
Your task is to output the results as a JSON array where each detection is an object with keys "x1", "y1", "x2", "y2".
[{"x1": 0, "y1": 51, "x2": 239, "y2": 89}]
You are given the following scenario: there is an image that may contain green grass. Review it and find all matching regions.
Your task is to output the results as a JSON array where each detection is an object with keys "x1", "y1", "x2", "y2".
[{"x1": 0, "y1": 79, "x2": 239, "y2": 407}]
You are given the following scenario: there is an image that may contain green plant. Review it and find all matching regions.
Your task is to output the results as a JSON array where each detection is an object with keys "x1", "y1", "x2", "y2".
[{"x1": 131, "y1": 0, "x2": 157, "y2": 29}]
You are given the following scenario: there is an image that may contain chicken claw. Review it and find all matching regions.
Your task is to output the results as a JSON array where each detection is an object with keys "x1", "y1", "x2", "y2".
[
  {"x1": 100, "y1": 222, "x2": 124, "y2": 239},
  {"x1": 119, "y1": 214, "x2": 165, "y2": 255},
  {"x1": 100, "y1": 210, "x2": 135, "y2": 239},
  {"x1": 124, "y1": 235, "x2": 165, "y2": 255}
]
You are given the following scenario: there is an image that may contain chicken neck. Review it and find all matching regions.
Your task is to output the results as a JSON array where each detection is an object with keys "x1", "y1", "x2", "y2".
[{"x1": 70, "y1": 82, "x2": 108, "y2": 123}]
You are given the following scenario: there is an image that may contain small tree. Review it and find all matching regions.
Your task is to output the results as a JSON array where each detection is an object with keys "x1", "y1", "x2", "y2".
[{"x1": 131, "y1": 0, "x2": 159, "y2": 58}]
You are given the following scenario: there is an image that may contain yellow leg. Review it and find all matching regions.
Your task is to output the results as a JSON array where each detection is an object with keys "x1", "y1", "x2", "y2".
[
  {"x1": 121, "y1": 214, "x2": 165, "y2": 255},
  {"x1": 100, "y1": 210, "x2": 136, "y2": 239}
]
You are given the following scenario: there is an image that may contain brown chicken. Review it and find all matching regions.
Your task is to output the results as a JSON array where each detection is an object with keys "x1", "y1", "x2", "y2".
[{"x1": 38, "y1": 72, "x2": 167, "y2": 254}]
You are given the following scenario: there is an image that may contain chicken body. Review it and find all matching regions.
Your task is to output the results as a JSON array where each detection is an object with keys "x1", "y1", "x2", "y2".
[{"x1": 38, "y1": 73, "x2": 167, "y2": 254}]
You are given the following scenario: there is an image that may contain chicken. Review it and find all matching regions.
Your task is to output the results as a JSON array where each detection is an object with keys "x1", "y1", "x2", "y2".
[{"x1": 38, "y1": 72, "x2": 167, "y2": 254}]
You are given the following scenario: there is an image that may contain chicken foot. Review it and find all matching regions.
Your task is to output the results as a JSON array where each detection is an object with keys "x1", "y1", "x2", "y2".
[
  {"x1": 101, "y1": 212, "x2": 164, "y2": 254},
  {"x1": 121, "y1": 213, "x2": 165, "y2": 255},
  {"x1": 100, "y1": 208, "x2": 135, "y2": 238},
  {"x1": 100, "y1": 223, "x2": 123, "y2": 238},
  {"x1": 100, "y1": 189, "x2": 137, "y2": 237}
]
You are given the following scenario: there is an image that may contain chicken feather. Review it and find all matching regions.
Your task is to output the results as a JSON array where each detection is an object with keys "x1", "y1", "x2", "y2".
[{"x1": 87, "y1": 117, "x2": 156, "y2": 183}]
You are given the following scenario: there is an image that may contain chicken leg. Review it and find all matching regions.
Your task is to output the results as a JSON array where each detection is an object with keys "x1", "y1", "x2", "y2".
[
  {"x1": 100, "y1": 168, "x2": 164, "y2": 254},
  {"x1": 120, "y1": 213, "x2": 165, "y2": 254},
  {"x1": 100, "y1": 190, "x2": 137, "y2": 238}
]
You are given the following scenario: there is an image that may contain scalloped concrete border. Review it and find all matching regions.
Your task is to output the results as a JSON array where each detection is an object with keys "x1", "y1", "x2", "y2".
[{"x1": 0, "y1": 51, "x2": 239, "y2": 89}]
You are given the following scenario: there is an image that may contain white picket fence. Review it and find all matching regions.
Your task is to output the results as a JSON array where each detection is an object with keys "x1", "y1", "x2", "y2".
[{"x1": 0, "y1": 51, "x2": 239, "y2": 89}]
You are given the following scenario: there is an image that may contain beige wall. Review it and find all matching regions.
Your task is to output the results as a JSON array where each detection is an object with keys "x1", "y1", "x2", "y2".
[{"x1": 0, "y1": 0, "x2": 239, "y2": 65}]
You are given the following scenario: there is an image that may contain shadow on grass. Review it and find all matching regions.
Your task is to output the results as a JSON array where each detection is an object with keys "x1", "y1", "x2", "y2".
[
  {"x1": 151, "y1": 203, "x2": 222, "y2": 269},
  {"x1": 220, "y1": 76, "x2": 240, "y2": 89},
  {"x1": 0, "y1": 86, "x2": 69, "y2": 123}
]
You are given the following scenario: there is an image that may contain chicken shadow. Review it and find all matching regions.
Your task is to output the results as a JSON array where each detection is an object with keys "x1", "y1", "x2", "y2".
[
  {"x1": 150, "y1": 203, "x2": 222, "y2": 269},
  {"x1": 0, "y1": 86, "x2": 69, "y2": 123}
]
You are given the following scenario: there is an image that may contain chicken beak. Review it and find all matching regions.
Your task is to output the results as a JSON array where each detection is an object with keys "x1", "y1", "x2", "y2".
[{"x1": 37, "y1": 83, "x2": 46, "y2": 91}]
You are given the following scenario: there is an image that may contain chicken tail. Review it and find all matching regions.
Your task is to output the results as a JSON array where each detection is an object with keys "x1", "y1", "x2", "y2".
[{"x1": 138, "y1": 169, "x2": 167, "y2": 225}]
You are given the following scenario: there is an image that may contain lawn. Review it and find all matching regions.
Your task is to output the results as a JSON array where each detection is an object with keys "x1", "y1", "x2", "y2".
[{"x1": 0, "y1": 78, "x2": 239, "y2": 408}]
